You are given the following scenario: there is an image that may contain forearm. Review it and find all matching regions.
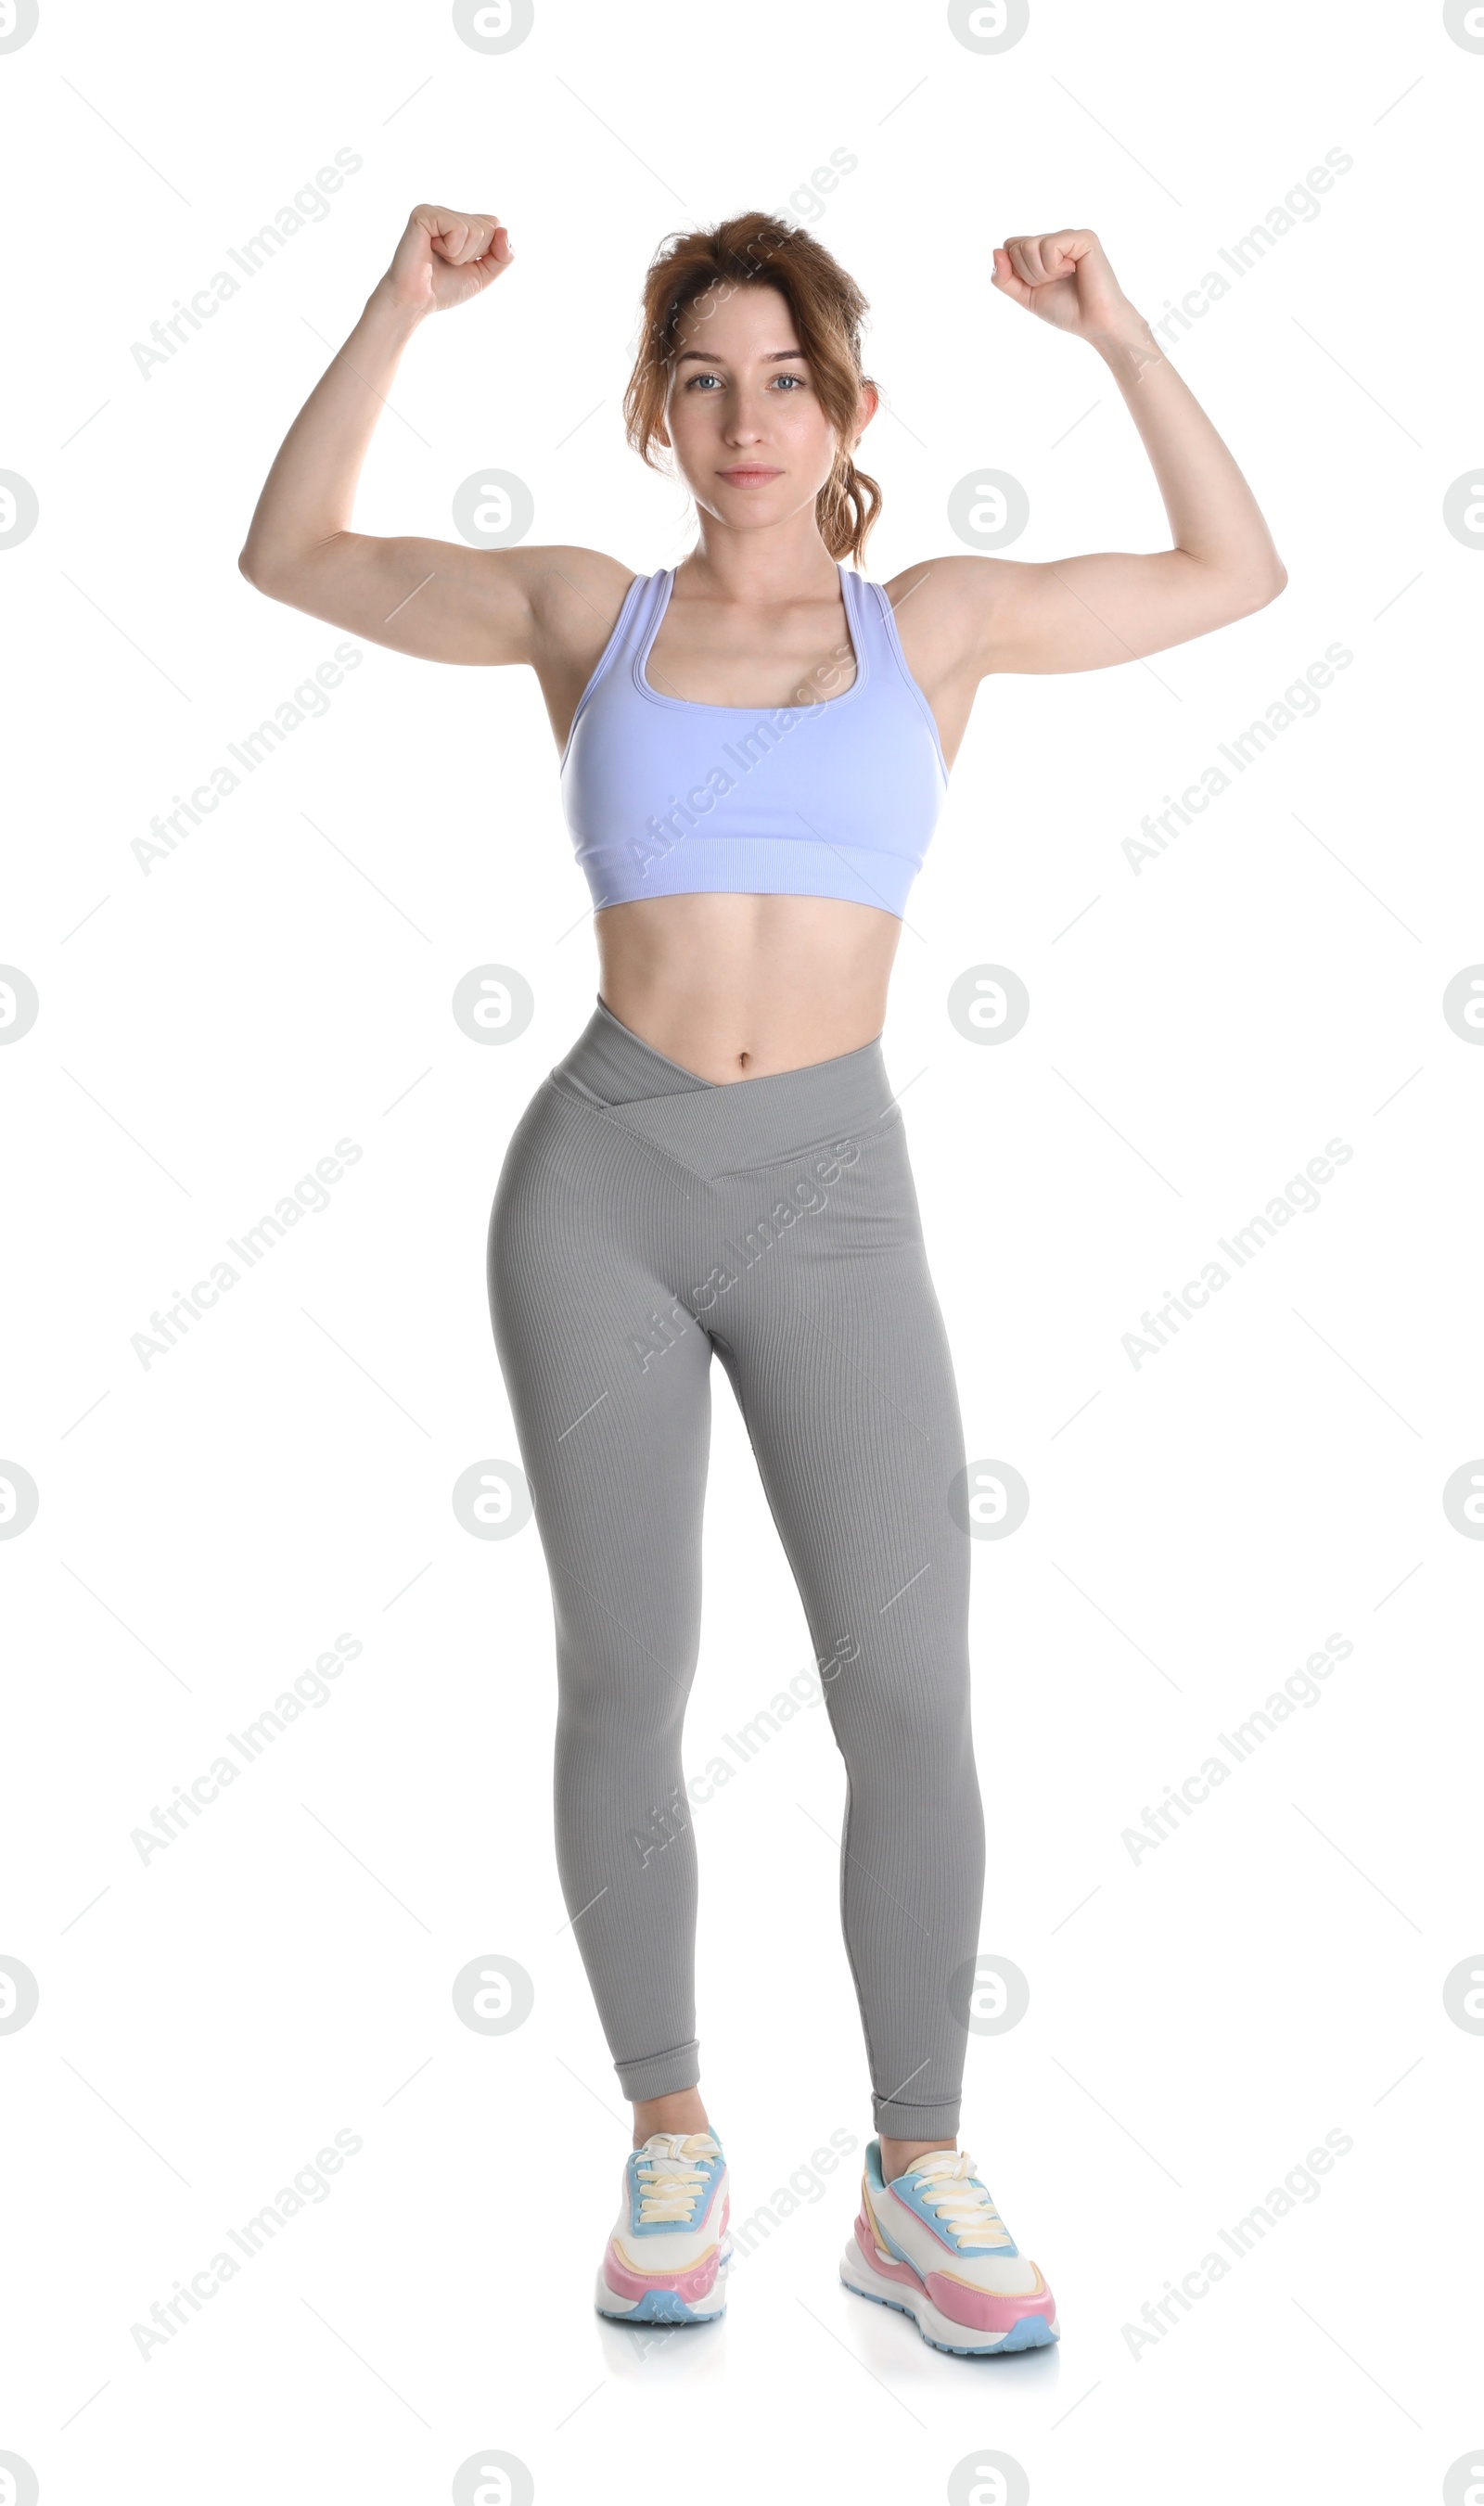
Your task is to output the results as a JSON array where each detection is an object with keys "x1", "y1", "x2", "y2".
[
  {"x1": 1092, "y1": 309, "x2": 1286, "y2": 593},
  {"x1": 238, "y1": 280, "x2": 428, "y2": 584}
]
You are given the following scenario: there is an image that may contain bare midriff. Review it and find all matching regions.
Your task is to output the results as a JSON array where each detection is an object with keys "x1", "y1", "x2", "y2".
[{"x1": 594, "y1": 891, "x2": 904, "y2": 1084}]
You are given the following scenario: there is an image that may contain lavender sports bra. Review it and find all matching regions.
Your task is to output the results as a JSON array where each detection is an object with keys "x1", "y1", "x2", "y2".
[{"x1": 558, "y1": 562, "x2": 949, "y2": 919}]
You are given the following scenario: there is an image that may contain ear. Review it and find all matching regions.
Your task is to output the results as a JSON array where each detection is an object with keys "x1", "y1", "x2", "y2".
[{"x1": 852, "y1": 379, "x2": 880, "y2": 445}]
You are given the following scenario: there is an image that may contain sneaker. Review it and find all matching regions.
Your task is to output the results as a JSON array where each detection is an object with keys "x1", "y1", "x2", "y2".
[
  {"x1": 595, "y1": 2129, "x2": 732, "y2": 2326},
  {"x1": 839, "y1": 2139, "x2": 1058, "y2": 2355}
]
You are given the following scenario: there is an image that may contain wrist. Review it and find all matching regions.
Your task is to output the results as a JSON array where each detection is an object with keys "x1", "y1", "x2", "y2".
[
  {"x1": 362, "y1": 275, "x2": 430, "y2": 341},
  {"x1": 1090, "y1": 307, "x2": 1166, "y2": 385}
]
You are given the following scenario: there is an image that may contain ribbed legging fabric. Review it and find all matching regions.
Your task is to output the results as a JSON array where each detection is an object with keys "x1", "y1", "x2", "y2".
[{"x1": 486, "y1": 997, "x2": 986, "y2": 2137}]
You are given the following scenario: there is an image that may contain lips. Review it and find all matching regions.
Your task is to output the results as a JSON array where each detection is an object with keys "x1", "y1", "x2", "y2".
[{"x1": 718, "y1": 467, "x2": 782, "y2": 484}]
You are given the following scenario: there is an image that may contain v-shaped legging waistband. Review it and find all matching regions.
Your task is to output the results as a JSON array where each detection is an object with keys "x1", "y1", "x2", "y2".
[{"x1": 547, "y1": 995, "x2": 900, "y2": 1179}]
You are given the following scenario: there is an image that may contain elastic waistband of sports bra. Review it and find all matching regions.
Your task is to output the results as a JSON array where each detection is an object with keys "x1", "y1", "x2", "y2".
[{"x1": 546, "y1": 997, "x2": 902, "y2": 1177}]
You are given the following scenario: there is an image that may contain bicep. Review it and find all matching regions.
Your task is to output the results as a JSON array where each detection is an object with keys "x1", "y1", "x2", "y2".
[
  {"x1": 894, "y1": 549, "x2": 1283, "y2": 682},
  {"x1": 237, "y1": 535, "x2": 626, "y2": 671}
]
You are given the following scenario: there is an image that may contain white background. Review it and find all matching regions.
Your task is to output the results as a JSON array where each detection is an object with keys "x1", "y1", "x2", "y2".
[{"x1": 3, "y1": 1, "x2": 1481, "y2": 2500}]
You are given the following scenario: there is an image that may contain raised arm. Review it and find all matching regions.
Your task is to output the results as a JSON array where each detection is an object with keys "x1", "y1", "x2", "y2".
[
  {"x1": 237, "y1": 203, "x2": 631, "y2": 692},
  {"x1": 888, "y1": 227, "x2": 1287, "y2": 700}
]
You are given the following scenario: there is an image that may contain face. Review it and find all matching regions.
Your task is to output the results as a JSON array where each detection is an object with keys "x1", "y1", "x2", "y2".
[{"x1": 657, "y1": 282, "x2": 876, "y2": 535}]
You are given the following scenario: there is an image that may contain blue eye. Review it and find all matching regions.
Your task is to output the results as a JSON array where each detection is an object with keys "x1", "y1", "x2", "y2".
[{"x1": 681, "y1": 369, "x2": 808, "y2": 390}]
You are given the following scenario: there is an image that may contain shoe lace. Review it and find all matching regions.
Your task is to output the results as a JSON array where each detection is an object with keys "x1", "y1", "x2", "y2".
[
  {"x1": 908, "y1": 2148, "x2": 1013, "y2": 2247},
  {"x1": 634, "y1": 2130, "x2": 721, "y2": 2226}
]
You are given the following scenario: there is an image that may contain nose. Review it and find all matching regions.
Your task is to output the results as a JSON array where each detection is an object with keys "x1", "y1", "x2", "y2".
[{"x1": 720, "y1": 385, "x2": 769, "y2": 446}]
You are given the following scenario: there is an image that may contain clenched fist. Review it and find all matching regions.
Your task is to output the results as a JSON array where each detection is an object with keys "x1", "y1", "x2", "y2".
[
  {"x1": 991, "y1": 229, "x2": 1139, "y2": 344},
  {"x1": 381, "y1": 204, "x2": 515, "y2": 316}
]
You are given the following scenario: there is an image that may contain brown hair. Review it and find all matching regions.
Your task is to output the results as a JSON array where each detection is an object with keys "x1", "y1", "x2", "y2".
[{"x1": 622, "y1": 211, "x2": 882, "y2": 567}]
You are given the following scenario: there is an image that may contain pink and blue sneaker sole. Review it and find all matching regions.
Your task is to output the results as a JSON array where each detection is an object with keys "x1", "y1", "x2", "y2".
[
  {"x1": 839, "y1": 2211, "x2": 1059, "y2": 2356},
  {"x1": 595, "y1": 2226, "x2": 733, "y2": 2326}
]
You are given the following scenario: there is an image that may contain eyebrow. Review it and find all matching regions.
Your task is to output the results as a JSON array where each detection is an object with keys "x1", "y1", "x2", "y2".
[{"x1": 673, "y1": 347, "x2": 808, "y2": 365}]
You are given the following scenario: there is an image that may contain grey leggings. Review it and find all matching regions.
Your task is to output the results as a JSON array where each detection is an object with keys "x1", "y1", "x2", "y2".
[{"x1": 487, "y1": 998, "x2": 985, "y2": 2138}]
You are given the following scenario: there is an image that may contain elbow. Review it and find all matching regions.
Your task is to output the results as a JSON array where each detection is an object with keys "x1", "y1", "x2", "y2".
[
  {"x1": 237, "y1": 539, "x2": 291, "y2": 597},
  {"x1": 1246, "y1": 557, "x2": 1287, "y2": 611},
  {"x1": 239, "y1": 532, "x2": 334, "y2": 603},
  {"x1": 237, "y1": 543, "x2": 267, "y2": 592},
  {"x1": 1219, "y1": 559, "x2": 1286, "y2": 622}
]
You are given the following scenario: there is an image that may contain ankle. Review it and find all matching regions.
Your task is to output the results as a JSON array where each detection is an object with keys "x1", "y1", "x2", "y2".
[
  {"x1": 632, "y1": 2088, "x2": 710, "y2": 2146},
  {"x1": 879, "y1": 2133, "x2": 956, "y2": 2182}
]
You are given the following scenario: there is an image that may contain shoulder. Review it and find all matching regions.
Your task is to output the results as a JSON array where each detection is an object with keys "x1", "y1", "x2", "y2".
[
  {"x1": 878, "y1": 553, "x2": 1018, "y2": 631},
  {"x1": 511, "y1": 545, "x2": 646, "y2": 665},
  {"x1": 876, "y1": 553, "x2": 1021, "y2": 686}
]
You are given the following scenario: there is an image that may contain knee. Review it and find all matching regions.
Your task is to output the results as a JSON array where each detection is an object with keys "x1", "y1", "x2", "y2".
[
  {"x1": 556, "y1": 1661, "x2": 690, "y2": 1752},
  {"x1": 824, "y1": 1645, "x2": 973, "y2": 1762}
]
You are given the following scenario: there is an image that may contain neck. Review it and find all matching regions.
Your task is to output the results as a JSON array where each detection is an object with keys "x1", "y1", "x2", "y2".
[{"x1": 677, "y1": 513, "x2": 844, "y2": 605}]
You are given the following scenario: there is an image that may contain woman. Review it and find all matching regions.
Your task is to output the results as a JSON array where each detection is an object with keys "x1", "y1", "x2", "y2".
[{"x1": 239, "y1": 204, "x2": 1285, "y2": 2354}]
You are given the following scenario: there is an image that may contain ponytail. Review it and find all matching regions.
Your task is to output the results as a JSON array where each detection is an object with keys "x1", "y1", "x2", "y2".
[{"x1": 816, "y1": 448, "x2": 881, "y2": 567}]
